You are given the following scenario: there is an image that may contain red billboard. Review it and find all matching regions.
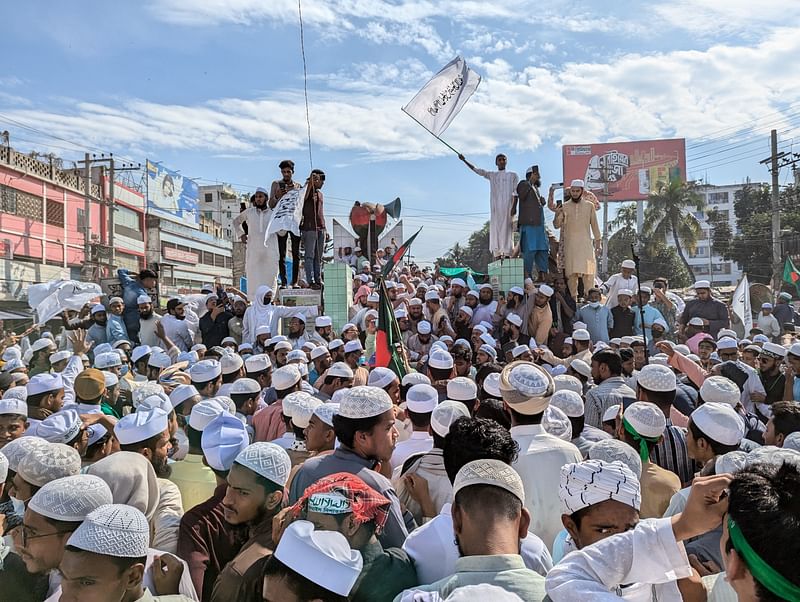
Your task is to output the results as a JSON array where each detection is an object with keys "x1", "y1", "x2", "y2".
[{"x1": 562, "y1": 138, "x2": 686, "y2": 202}]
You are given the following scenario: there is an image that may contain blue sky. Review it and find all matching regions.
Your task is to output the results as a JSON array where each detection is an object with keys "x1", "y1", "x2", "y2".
[{"x1": 2, "y1": 0, "x2": 800, "y2": 263}]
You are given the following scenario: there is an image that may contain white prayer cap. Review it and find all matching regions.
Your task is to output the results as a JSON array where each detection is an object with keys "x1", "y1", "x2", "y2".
[
  {"x1": 447, "y1": 377, "x2": 477, "y2": 401},
  {"x1": 313, "y1": 403, "x2": 339, "y2": 427},
  {"x1": 719, "y1": 328, "x2": 739, "y2": 340},
  {"x1": 401, "y1": 372, "x2": 430, "y2": 387},
  {"x1": 327, "y1": 362, "x2": 354, "y2": 379},
  {"x1": 328, "y1": 338, "x2": 345, "y2": 351},
  {"x1": 458, "y1": 305, "x2": 473, "y2": 318},
  {"x1": 287, "y1": 349, "x2": 307, "y2": 363},
  {"x1": 569, "y1": 359, "x2": 592, "y2": 379},
  {"x1": 220, "y1": 353, "x2": 244, "y2": 375},
  {"x1": 291, "y1": 395, "x2": 322, "y2": 429},
  {"x1": 273, "y1": 364, "x2": 302, "y2": 391},
  {"x1": 453, "y1": 459, "x2": 525, "y2": 504},
  {"x1": 314, "y1": 315, "x2": 333, "y2": 328},
  {"x1": 429, "y1": 400, "x2": 470, "y2": 438},
  {"x1": 409, "y1": 297, "x2": 424, "y2": 306},
  {"x1": 190, "y1": 359, "x2": 222, "y2": 382},
  {"x1": 691, "y1": 403, "x2": 745, "y2": 446},
  {"x1": 653, "y1": 318, "x2": 668, "y2": 331},
  {"x1": 550, "y1": 389, "x2": 584, "y2": 418},
  {"x1": 27, "y1": 373, "x2": 63, "y2": 396},
  {"x1": 3, "y1": 358, "x2": 24, "y2": 372},
  {"x1": 693, "y1": 279, "x2": 711, "y2": 289},
  {"x1": 217, "y1": 383, "x2": 234, "y2": 398},
  {"x1": 623, "y1": 401, "x2": 666, "y2": 438},
  {"x1": 234, "y1": 442, "x2": 291, "y2": 487},
  {"x1": 229, "y1": 377, "x2": 261, "y2": 397},
  {"x1": 17, "y1": 442, "x2": 81, "y2": 487},
  {"x1": 553, "y1": 374, "x2": 583, "y2": 395},
  {"x1": 311, "y1": 346, "x2": 330, "y2": 361},
  {"x1": 2, "y1": 436, "x2": 49, "y2": 472},
  {"x1": 0, "y1": 397, "x2": 26, "y2": 416},
  {"x1": 0, "y1": 451, "x2": 6, "y2": 483},
  {"x1": 543, "y1": 406, "x2": 572, "y2": 441},
  {"x1": 761, "y1": 341, "x2": 787, "y2": 359},
  {"x1": 472, "y1": 324, "x2": 487, "y2": 334},
  {"x1": 221, "y1": 337, "x2": 238, "y2": 347},
  {"x1": 479, "y1": 344, "x2": 497, "y2": 360},
  {"x1": 745, "y1": 445, "x2": 800, "y2": 469},
  {"x1": 245, "y1": 353, "x2": 272, "y2": 374},
  {"x1": 620, "y1": 336, "x2": 635, "y2": 345},
  {"x1": 602, "y1": 404, "x2": 621, "y2": 423},
  {"x1": 687, "y1": 317, "x2": 705, "y2": 328},
  {"x1": 406, "y1": 384, "x2": 438, "y2": 413},
  {"x1": 94, "y1": 343, "x2": 113, "y2": 357},
  {"x1": 202, "y1": 414, "x2": 250, "y2": 472},
  {"x1": 189, "y1": 399, "x2": 230, "y2": 431},
  {"x1": 781, "y1": 431, "x2": 800, "y2": 452},
  {"x1": 366, "y1": 292, "x2": 380, "y2": 303},
  {"x1": 499, "y1": 361, "x2": 554, "y2": 415},
  {"x1": 716, "y1": 337, "x2": 738, "y2": 351},
  {"x1": 102, "y1": 370, "x2": 119, "y2": 389},
  {"x1": 699, "y1": 376, "x2": 740, "y2": 405},
  {"x1": 620, "y1": 259, "x2": 635, "y2": 269},
  {"x1": 505, "y1": 313, "x2": 523, "y2": 328},
  {"x1": 424, "y1": 290, "x2": 440, "y2": 302},
  {"x1": 417, "y1": 320, "x2": 432, "y2": 335},
  {"x1": 570, "y1": 179, "x2": 585, "y2": 188},
  {"x1": 572, "y1": 328, "x2": 591, "y2": 342},
  {"x1": 560, "y1": 459, "x2": 641, "y2": 516},
  {"x1": 450, "y1": 278, "x2": 466, "y2": 288},
  {"x1": 2, "y1": 346, "x2": 21, "y2": 362},
  {"x1": 511, "y1": 344, "x2": 530, "y2": 359},
  {"x1": 752, "y1": 334, "x2": 769, "y2": 344},
  {"x1": 431, "y1": 341, "x2": 447, "y2": 352},
  {"x1": 255, "y1": 325, "x2": 272, "y2": 337},
  {"x1": 48, "y1": 350, "x2": 71, "y2": 365},
  {"x1": 394, "y1": 308, "x2": 408, "y2": 320},
  {"x1": 789, "y1": 343, "x2": 800, "y2": 358},
  {"x1": 639, "y1": 286, "x2": 653, "y2": 295},
  {"x1": 136, "y1": 294, "x2": 152, "y2": 305},
  {"x1": 343, "y1": 340, "x2": 363, "y2": 354},
  {"x1": 615, "y1": 288, "x2": 634, "y2": 299},
  {"x1": 648, "y1": 353, "x2": 670, "y2": 366},
  {"x1": 114, "y1": 408, "x2": 169, "y2": 445},
  {"x1": 338, "y1": 386, "x2": 393, "y2": 419},
  {"x1": 274, "y1": 520, "x2": 363, "y2": 597},
  {"x1": 191, "y1": 343, "x2": 207, "y2": 353},
  {"x1": 538, "y1": 284, "x2": 554, "y2": 297},
  {"x1": 673, "y1": 344, "x2": 690, "y2": 356},
  {"x1": 715, "y1": 450, "x2": 749, "y2": 475},
  {"x1": 29, "y1": 474, "x2": 113, "y2": 522},
  {"x1": 368, "y1": 367, "x2": 397, "y2": 389},
  {"x1": 483, "y1": 372, "x2": 502, "y2": 398},
  {"x1": 138, "y1": 392, "x2": 173, "y2": 415},
  {"x1": 30, "y1": 338, "x2": 56, "y2": 354},
  {"x1": 636, "y1": 364, "x2": 676, "y2": 392},
  {"x1": 428, "y1": 347, "x2": 454, "y2": 370},
  {"x1": 36, "y1": 408, "x2": 83, "y2": 444},
  {"x1": 130, "y1": 345, "x2": 151, "y2": 364},
  {"x1": 148, "y1": 351, "x2": 173, "y2": 369},
  {"x1": 67, "y1": 504, "x2": 150, "y2": 558},
  {"x1": 588, "y1": 439, "x2": 642, "y2": 481}
]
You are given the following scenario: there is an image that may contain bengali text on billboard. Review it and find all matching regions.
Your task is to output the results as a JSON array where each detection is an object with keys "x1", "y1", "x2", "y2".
[
  {"x1": 145, "y1": 160, "x2": 199, "y2": 226},
  {"x1": 562, "y1": 138, "x2": 686, "y2": 202}
]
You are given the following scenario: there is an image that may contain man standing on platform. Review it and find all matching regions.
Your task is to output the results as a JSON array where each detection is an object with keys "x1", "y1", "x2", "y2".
[
  {"x1": 458, "y1": 152, "x2": 519, "y2": 259},
  {"x1": 553, "y1": 180, "x2": 601, "y2": 300},
  {"x1": 234, "y1": 186, "x2": 281, "y2": 297},
  {"x1": 512, "y1": 165, "x2": 550, "y2": 282}
]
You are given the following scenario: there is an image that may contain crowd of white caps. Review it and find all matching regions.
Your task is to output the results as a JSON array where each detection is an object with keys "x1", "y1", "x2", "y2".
[{"x1": 0, "y1": 265, "x2": 798, "y2": 601}]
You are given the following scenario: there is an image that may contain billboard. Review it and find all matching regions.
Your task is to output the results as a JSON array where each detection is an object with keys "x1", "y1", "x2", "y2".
[
  {"x1": 145, "y1": 160, "x2": 199, "y2": 226},
  {"x1": 562, "y1": 138, "x2": 686, "y2": 202}
]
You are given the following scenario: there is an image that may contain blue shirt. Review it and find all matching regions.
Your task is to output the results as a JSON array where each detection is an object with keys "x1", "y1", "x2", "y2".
[
  {"x1": 633, "y1": 304, "x2": 667, "y2": 341},
  {"x1": 106, "y1": 314, "x2": 129, "y2": 344},
  {"x1": 118, "y1": 269, "x2": 148, "y2": 341},
  {"x1": 575, "y1": 303, "x2": 613, "y2": 343}
]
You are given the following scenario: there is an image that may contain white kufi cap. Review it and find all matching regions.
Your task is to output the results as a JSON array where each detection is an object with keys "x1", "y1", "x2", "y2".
[
  {"x1": 67, "y1": 504, "x2": 150, "y2": 558},
  {"x1": 202, "y1": 414, "x2": 251, "y2": 471},
  {"x1": 453, "y1": 459, "x2": 525, "y2": 504},
  {"x1": 559, "y1": 459, "x2": 641, "y2": 514},
  {"x1": 17, "y1": 442, "x2": 81, "y2": 487},
  {"x1": 36, "y1": 408, "x2": 83, "y2": 444},
  {"x1": 550, "y1": 389, "x2": 584, "y2": 418},
  {"x1": 431, "y1": 400, "x2": 470, "y2": 438},
  {"x1": 588, "y1": 438, "x2": 643, "y2": 479},
  {"x1": 499, "y1": 361, "x2": 554, "y2": 415},
  {"x1": 114, "y1": 408, "x2": 169, "y2": 445},
  {"x1": 234, "y1": 442, "x2": 291, "y2": 487},
  {"x1": 636, "y1": 364, "x2": 676, "y2": 392},
  {"x1": 29, "y1": 474, "x2": 113, "y2": 522},
  {"x1": 405, "y1": 384, "x2": 438, "y2": 413},
  {"x1": 446, "y1": 377, "x2": 477, "y2": 401},
  {"x1": 338, "y1": 386, "x2": 393, "y2": 419},
  {"x1": 691, "y1": 402, "x2": 746, "y2": 446},
  {"x1": 699, "y1": 376, "x2": 740, "y2": 405}
]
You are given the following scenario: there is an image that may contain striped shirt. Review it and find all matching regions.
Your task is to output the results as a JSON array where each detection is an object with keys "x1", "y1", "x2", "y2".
[
  {"x1": 584, "y1": 376, "x2": 636, "y2": 429},
  {"x1": 651, "y1": 418, "x2": 695, "y2": 485}
]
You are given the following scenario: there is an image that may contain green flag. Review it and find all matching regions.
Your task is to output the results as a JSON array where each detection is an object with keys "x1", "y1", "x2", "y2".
[{"x1": 783, "y1": 257, "x2": 800, "y2": 296}]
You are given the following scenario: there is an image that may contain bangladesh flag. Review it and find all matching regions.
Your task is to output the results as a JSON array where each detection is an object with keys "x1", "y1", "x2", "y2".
[
  {"x1": 783, "y1": 257, "x2": 800, "y2": 296},
  {"x1": 375, "y1": 278, "x2": 408, "y2": 378},
  {"x1": 381, "y1": 228, "x2": 422, "y2": 278}
]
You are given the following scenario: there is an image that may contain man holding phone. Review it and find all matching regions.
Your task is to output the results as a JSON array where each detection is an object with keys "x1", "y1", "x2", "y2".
[{"x1": 511, "y1": 165, "x2": 550, "y2": 282}]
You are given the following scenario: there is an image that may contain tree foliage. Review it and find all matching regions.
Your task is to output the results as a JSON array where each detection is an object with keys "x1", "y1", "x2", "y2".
[{"x1": 436, "y1": 221, "x2": 493, "y2": 273}]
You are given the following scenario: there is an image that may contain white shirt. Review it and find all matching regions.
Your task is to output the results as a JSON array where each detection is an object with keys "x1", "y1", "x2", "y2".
[
  {"x1": 601, "y1": 273, "x2": 638, "y2": 308},
  {"x1": 138, "y1": 312, "x2": 163, "y2": 348},
  {"x1": 402, "y1": 503, "x2": 553, "y2": 586},
  {"x1": 60, "y1": 354, "x2": 84, "y2": 406},
  {"x1": 160, "y1": 314, "x2": 194, "y2": 352},
  {"x1": 510, "y1": 424, "x2": 583, "y2": 552},
  {"x1": 471, "y1": 300, "x2": 498, "y2": 328},
  {"x1": 390, "y1": 431, "x2": 433, "y2": 470}
]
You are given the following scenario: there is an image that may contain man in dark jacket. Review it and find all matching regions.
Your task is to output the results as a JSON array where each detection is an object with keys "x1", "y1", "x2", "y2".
[
  {"x1": 678, "y1": 280, "x2": 729, "y2": 338},
  {"x1": 200, "y1": 295, "x2": 234, "y2": 348}
]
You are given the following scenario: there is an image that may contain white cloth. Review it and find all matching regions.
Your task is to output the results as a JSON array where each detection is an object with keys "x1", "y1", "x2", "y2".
[
  {"x1": 390, "y1": 431, "x2": 433, "y2": 470},
  {"x1": 160, "y1": 314, "x2": 194, "y2": 352},
  {"x1": 510, "y1": 424, "x2": 583, "y2": 552},
  {"x1": 545, "y1": 517, "x2": 691, "y2": 602},
  {"x1": 402, "y1": 503, "x2": 553, "y2": 586},
  {"x1": 662, "y1": 487, "x2": 690, "y2": 518},
  {"x1": 234, "y1": 206, "x2": 280, "y2": 299},
  {"x1": 138, "y1": 313, "x2": 163, "y2": 348},
  {"x1": 392, "y1": 449, "x2": 451, "y2": 525},
  {"x1": 756, "y1": 312, "x2": 781, "y2": 340},
  {"x1": 470, "y1": 301, "x2": 498, "y2": 329},
  {"x1": 601, "y1": 273, "x2": 639, "y2": 309},
  {"x1": 152, "y1": 478, "x2": 184, "y2": 555},
  {"x1": 735, "y1": 361, "x2": 767, "y2": 417},
  {"x1": 474, "y1": 168, "x2": 519, "y2": 256},
  {"x1": 60, "y1": 354, "x2": 84, "y2": 406}
]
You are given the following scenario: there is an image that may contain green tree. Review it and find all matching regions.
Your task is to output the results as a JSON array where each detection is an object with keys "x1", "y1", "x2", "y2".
[
  {"x1": 437, "y1": 221, "x2": 493, "y2": 273},
  {"x1": 642, "y1": 180, "x2": 704, "y2": 281}
]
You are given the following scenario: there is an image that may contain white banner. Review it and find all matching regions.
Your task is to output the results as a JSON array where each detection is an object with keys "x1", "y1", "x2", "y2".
[
  {"x1": 731, "y1": 274, "x2": 753, "y2": 335},
  {"x1": 266, "y1": 186, "x2": 306, "y2": 239},
  {"x1": 30, "y1": 280, "x2": 103, "y2": 325},
  {"x1": 402, "y1": 56, "x2": 481, "y2": 137}
]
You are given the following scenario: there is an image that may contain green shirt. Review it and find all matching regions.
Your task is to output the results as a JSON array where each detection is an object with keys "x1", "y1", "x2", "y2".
[{"x1": 352, "y1": 541, "x2": 418, "y2": 602}]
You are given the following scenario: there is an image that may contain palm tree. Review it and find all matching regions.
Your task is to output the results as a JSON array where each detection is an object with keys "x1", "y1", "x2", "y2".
[
  {"x1": 609, "y1": 203, "x2": 638, "y2": 232},
  {"x1": 642, "y1": 179, "x2": 704, "y2": 281}
]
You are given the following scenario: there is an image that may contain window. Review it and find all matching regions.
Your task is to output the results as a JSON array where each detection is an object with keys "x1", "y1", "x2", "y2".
[
  {"x1": 114, "y1": 206, "x2": 143, "y2": 241},
  {"x1": 708, "y1": 192, "x2": 729, "y2": 203},
  {"x1": 689, "y1": 246, "x2": 708, "y2": 258},
  {"x1": 205, "y1": 193, "x2": 213, "y2": 203},
  {"x1": 46, "y1": 199, "x2": 65, "y2": 227},
  {"x1": 1, "y1": 185, "x2": 17, "y2": 213},
  {"x1": 203, "y1": 211, "x2": 212, "y2": 220}
]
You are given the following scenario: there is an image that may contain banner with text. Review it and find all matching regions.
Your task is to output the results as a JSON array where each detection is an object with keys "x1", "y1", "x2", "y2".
[{"x1": 266, "y1": 186, "x2": 306, "y2": 239}]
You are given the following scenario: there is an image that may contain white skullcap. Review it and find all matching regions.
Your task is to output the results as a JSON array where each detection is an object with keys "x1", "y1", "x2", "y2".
[
  {"x1": 130, "y1": 345, "x2": 151, "y2": 364},
  {"x1": 229, "y1": 377, "x2": 261, "y2": 396},
  {"x1": 550, "y1": 389, "x2": 584, "y2": 418},
  {"x1": 94, "y1": 351, "x2": 122, "y2": 369},
  {"x1": 424, "y1": 290, "x2": 440, "y2": 302},
  {"x1": 368, "y1": 367, "x2": 397, "y2": 389},
  {"x1": 716, "y1": 337, "x2": 738, "y2": 351},
  {"x1": 29, "y1": 474, "x2": 113, "y2": 522},
  {"x1": 473, "y1": 324, "x2": 488, "y2": 334},
  {"x1": 568, "y1": 359, "x2": 591, "y2": 379},
  {"x1": 761, "y1": 341, "x2": 787, "y2": 359},
  {"x1": 191, "y1": 343, "x2": 207, "y2": 353},
  {"x1": 511, "y1": 344, "x2": 530, "y2": 359},
  {"x1": 2, "y1": 347, "x2": 21, "y2": 362},
  {"x1": 0, "y1": 397, "x2": 27, "y2": 416},
  {"x1": 648, "y1": 353, "x2": 670, "y2": 366},
  {"x1": 274, "y1": 520, "x2": 363, "y2": 596},
  {"x1": 687, "y1": 317, "x2": 705, "y2": 328},
  {"x1": 699, "y1": 376, "x2": 740, "y2": 405},
  {"x1": 148, "y1": 351, "x2": 173, "y2": 369},
  {"x1": 27, "y1": 373, "x2": 64, "y2": 396},
  {"x1": 588, "y1": 438, "x2": 643, "y2": 479},
  {"x1": 189, "y1": 399, "x2": 231, "y2": 431},
  {"x1": 273, "y1": 365, "x2": 302, "y2": 391},
  {"x1": 715, "y1": 450, "x2": 749, "y2": 475},
  {"x1": 234, "y1": 442, "x2": 291, "y2": 487},
  {"x1": 30, "y1": 338, "x2": 56, "y2": 353},
  {"x1": 17, "y1": 442, "x2": 81, "y2": 487},
  {"x1": 394, "y1": 308, "x2": 408, "y2": 320},
  {"x1": 114, "y1": 408, "x2": 169, "y2": 445},
  {"x1": 752, "y1": 334, "x2": 769, "y2": 344},
  {"x1": 0, "y1": 451, "x2": 6, "y2": 483},
  {"x1": 789, "y1": 343, "x2": 800, "y2": 358},
  {"x1": 169, "y1": 384, "x2": 199, "y2": 409},
  {"x1": 220, "y1": 353, "x2": 244, "y2": 375},
  {"x1": 102, "y1": 371, "x2": 119, "y2": 388},
  {"x1": 637, "y1": 364, "x2": 676, "y2": 392},
  {"x1": 431, "y1": 400, "x2": 471, "y2": 438},
  {"x1": 255, "y1": 325, "x2": 272, "y2": 338},
  {"x1": 620, "y1": 336, "x2": 635, "y2": 345},
  {"x1": 446, "y1": 377, "x2": 477, "y2": 401},
  {"x1": 49, "y1": 350, "x2": 71, "y2": 365},
  {"x1": 543, "y1": 406, "x2": 573, "y2": 441},
  {"x1": 2, "y1": 358, "x2": 24, "y2": 373},
  {"x1": 36, "y1": 408, "x2": 83, "y2": 444},
  {"x1": 602, "y1": 404, "x2": 621, "y2": 423},
  {"x1": 572, "y1": 328, "x2": 591, "y2": 342},
  {"x1": 315, "y1": 316, "x2": 333, "y2": 328},
  {"x1": 483, "y1": 372, "x2": 502, "y2": 398},
  {"x1": 623, "y1": 401, "x2": 666, "y2": 438},
  {"x1": 560, "y1": 459, "x2": 641, "y2": 514},
  {"x1": 67, "y1": 504, "x2": 150, "y2": 558},
  {"x1": 409, "y1": 298, "x2": 424, "y2": 307},
  {"x1": 401, "y1": 372, "x2": 431, "y2": 387},
  {"x1": 338, "y1": 386, "x2": 393, "y2": 419},
  {"x1": 417, "y1": 320, "x2": 432, "y2": 335},
  {"x1": 691, "y1": 403, "x2": 746, "y2": 446},
  {"x1": 673, "y1": 344, "x2": 690, "y2": 356},
  {"x1": 505, "y1": 313, "x2": 523, "y2": 328},
  {"x1": 311, "y1": 346, "x2": 330, "y2": 361},
  {"x1": 509, "y1": 286, "x2": 524, "y2": 296},
  {"x1": 430, "y1": 341, "x2": 447, "y2": 352},
  {"x1": 328, "y1": 362, "x2": 355, "y2": 379},
  {"x1": 453, "y1": 459, "x2": 525, "y2": 504},
  {"x1": 553, "y1": 374, "x2": 583, "y2": 395},
  {"x1": 620, "y1": 259, "x2": 635, "y2": 269},
  {"x1": 640, "y1": 286, "x2": 653, "y2": 295},
  {"x1": 202, "y1": 414, "x2": 250, "y2": 472},
  {"x1": 290, "y1": 394, "x2": 322, "y2": 429},
  {"x1": 2, "y1": 436, "x2": 49, "y2": 472},
  {"x1": 450, "y1": 278, "x2": 466, "y2": 288},
  {"x1": 694, "y1": 280, "x2": 711, "y2": 289},
  {"x1": 136, "y1": 294, "x2": 152, "y2": 305},
  {"x1": 538, "y1": 284, "x2": 554, "y2": 297},
  {"x1": 287, "y1": 349, "x2": 307, "y2": 363},
  {"x1": 500, "y1": 361, "x2": 554, "y2": 415},
  {"x1": 783, "y1": 431, "x2": 800, "y2": 452},
  {"x1": 367, "y1": 292, "x2": 380, "y2": 303},
  {"x1": 406, "y1": 384, "x2": 438, "y2": 413},
  {"x1": 313, "y1": 403, "x2": 339, "y2": 427},
  {"x1": 745, "y1": 446, "x2": 800, "y2": 469},
  {"x1": 190, "y1": 359, "x2": 222, "y2": 382},
  {"x1": 343, "y1": 340, "x2": 363, "y2": 354},
  {"x1": 138, "y1": 391, "x2": 173, "y2": 415},
  {"x1": 428, "y1": 347, "x2": 454, "y2": 370},
  {"x1": 570, "y1": 179, "x2": 585, "y2": 187},
  {"x1": 221, "y1": 337, "x2": 237, "y2": 346},
  {"x1": 94, "y1": 344, "x2": 114, "y2": 357},
  {"x1": 479, "y1": 343, "x2": 497, "y2": 360},
  {"x1": 245, "y1": 353, "x2": 272, "y2": 373}
]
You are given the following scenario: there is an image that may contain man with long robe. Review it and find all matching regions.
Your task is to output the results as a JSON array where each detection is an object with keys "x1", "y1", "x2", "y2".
[
  {"x1": 233, "y1": 187, "x2": 280, "y2": 300},
  {"x1": 553, "y1": 179, "x2": 601, "y2": 299}
]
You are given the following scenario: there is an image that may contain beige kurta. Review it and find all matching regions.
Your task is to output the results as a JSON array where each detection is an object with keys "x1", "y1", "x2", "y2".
[{"x1": 554, "y1": 198, "x2": 601, "y2": 276}]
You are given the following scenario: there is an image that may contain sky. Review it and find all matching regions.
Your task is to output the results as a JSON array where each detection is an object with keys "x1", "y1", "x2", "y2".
[{"x1": 2, "y1": 0, "x2": 800, "y2": 264}]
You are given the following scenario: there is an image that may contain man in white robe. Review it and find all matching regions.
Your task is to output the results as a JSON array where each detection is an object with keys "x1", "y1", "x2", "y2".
[{"x1": 233, "y1": 187, "x2": 280, "y2": 300}]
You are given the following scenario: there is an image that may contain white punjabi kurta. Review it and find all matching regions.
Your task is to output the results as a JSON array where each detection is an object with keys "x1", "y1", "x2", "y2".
[
  {"x1": 475, "y1": 168, "x2": 519, "y2": 257},
  {"x1": 554, "y1": 197, "x2": 601, "y2": 276},
  {"x1": 233, "y1": 205, "x2": 280, "y2": 301},
  {"x1": 602, "y1": 273, "x2": 638, "y2": 308}
]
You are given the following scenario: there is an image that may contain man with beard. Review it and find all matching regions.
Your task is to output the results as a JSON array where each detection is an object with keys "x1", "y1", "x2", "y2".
[
  {"x1": 200, "y1": 294, "x2": 234, "y2": 349},
  {"x1": 473, "y1": 284, "x2": 498, "y2": 327},
  {"x1": 677, "y1": 280, "x2": 729, "y2": 338},
  {"x1": 758, "y1": 342, "x2": 787, "y2": 409},
  {"x1": 406, "y1": 320, "x2": 438, "y2": 365},
  {"x1": 464, "y1": 289, "x2": 479, "y2": 321},
  {"x1": 444, "y1": 278, "x2": 467, "y2": 324},
  {"x1": 328, "y1": 338, "x2": 345, "y2": 363},
  {"x1": 287, "y1": 313, "x2": 314, "y2": 350},
  {"x1": 86, "y1": 303, "x2": 109, "y2": 349},
  {"x1": 115, "y1": 407, "x2": 173, "y2": 478},
  {"x1": 552, "y1": 179, "x2": 601, "y2": 299},
  {"x1": 162, "y1": 297, "x2": 194, "y2": 351},
  {"x1": 118, "y1": 267, "x2": 158, "y2": 343},
  {"x1": 512, "y1": 165, "x2": 550, "y2": 282},
  {"x1": 407, "y1": 298, "x2": 425, "y2": 332},
  {"x1": 458, "y1": 152, "x2": 519, "y2": 259},
  {"x1": 106, "y1": 296, "x2": 130, "y2": 345},
  {"x1": 425, "y1": 290, "x2": 456, "y2": 339},
  {"x1": 527, "y1": 284, "x2": 554, "y2": 346},
  {"x1": 311, "y1": 315, "x2": 334, "y2": 344},
  {"x1": 228, "y1": 296, "x2": 248, "y2": 345},
  {"x1": 501, "y1": 312, "x2": 530, "y2": 348},
  {"x1": 136, "y1": 294, "x2": 162, "y2": 348},
  {"x1": 234, "y1": 185, "x2": 281, "y2": 296},
  {"x1": 454, "y1": 306, "x2": 474, "y2": 341},
  {"x1": 396, "y1": 309, "x2": 414, "y2": 346}
]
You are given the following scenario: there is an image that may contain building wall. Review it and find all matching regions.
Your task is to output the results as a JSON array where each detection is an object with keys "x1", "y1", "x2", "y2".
[{"x1": 198, "y1": 184, "x2": 241, "y2": 241}]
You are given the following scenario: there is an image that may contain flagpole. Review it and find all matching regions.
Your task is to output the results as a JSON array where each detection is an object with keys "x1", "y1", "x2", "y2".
[
  {"x1": 401, "y1": 108, "x2": 461, "y2": 155},
  {"x1": 631, "y1": 244, "x2": 649, "y2": 363}
]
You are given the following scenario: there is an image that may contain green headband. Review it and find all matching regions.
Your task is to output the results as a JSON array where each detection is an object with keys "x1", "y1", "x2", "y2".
[
  {"x1": 622, "y1": 416, "x2": 660, "y2": 463},
  {"x1": 728, "y1": 517, "x2": 800, "y2": 601}
]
